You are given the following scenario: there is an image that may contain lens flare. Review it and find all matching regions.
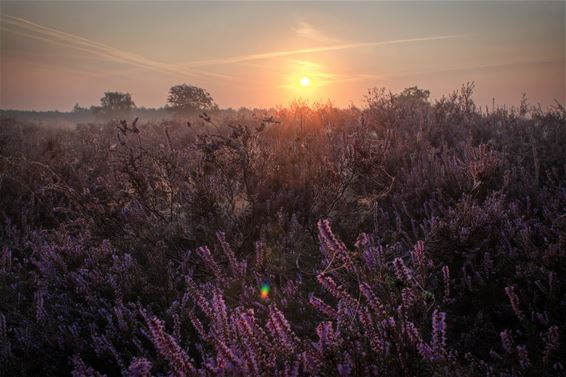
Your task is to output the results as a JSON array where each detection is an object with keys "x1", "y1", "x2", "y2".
[{"x1": 260, "y1": 282, "x2": 270, "y2": 300}]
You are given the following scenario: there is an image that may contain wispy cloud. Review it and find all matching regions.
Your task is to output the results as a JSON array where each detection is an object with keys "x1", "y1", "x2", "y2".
[
  {"x1": 2, "y1": 13, "x2": 467, "y2": 86},
  {"x1": 315, "y1": 57, "x2": 565, "y2": 87},
  {"x1": 181, "y1": 34, "x2": 467, "y2": 68},
  {"x1": 0, "y1": 13, "x2": 233, "y2": 81},
  {"x1": 292, "y1": 21, "x2": 343, "y2": 44}
]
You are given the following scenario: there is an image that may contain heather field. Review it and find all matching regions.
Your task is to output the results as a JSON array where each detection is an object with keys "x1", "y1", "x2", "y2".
[{"x1": 0, "y1": 85, "x2": 565, "y2": 376}]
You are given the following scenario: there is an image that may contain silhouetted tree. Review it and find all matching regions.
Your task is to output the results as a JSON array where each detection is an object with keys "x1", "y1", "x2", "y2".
[
  {"x1": 167, "y1": 84, "x2": 218, "y2": 115},
  {"x1": 93, "y1": 92, "x2": 135, "y2": 119},
  {"x1": 72, "y1": 103, "x2": 89, "y2": 113},
  {"x1": 396, "y1": 86, "x2": 430, "y2": 106}
]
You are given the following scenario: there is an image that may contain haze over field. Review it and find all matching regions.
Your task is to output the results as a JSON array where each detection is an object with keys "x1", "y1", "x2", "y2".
[{"x1": 1, "y1": 0, "x2": 564, "y2": 111}]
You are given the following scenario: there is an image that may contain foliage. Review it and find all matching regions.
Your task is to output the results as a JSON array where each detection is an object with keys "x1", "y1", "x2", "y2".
[
  {"x1": 167, "y1": 84, "x2": 218, "y2": 115},
  {"x1": 0, "y1": 85, "x2": 565, "y2": 376},
  {"x1": 93, "y1": 92, "x2": 136, "y2": 119}
]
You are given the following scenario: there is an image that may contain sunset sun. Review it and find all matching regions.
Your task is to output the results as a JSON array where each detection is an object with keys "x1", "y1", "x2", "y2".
[{"x1": 299, "y1": 76, "x2": 312, "y2": 87}]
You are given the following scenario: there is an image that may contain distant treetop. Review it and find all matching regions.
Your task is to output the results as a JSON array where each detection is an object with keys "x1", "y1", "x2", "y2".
[
  {"x1": 92, "y1": 91, "x2": 136, "y2": 119},
  {"x1": 167, "y1": 84, "x2": 218, "y2": 115}
]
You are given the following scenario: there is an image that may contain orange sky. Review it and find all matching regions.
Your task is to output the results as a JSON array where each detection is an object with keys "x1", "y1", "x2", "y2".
[{"x1": 1, "y1": 1, "x2": 564, "y2": 110}]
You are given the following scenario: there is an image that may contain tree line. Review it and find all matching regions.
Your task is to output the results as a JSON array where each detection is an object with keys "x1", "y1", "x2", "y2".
[{"x1": 73, "y1": 83, "x2": 217, "y2": 119}]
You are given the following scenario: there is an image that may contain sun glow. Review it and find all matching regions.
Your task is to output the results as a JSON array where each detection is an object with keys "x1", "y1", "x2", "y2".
[
  {"x1": 283, "y1": 61, "x2": 326, "y2": 103},
  {"x1": 299, "y1": 76, "x2": 311, "y2": 87}
]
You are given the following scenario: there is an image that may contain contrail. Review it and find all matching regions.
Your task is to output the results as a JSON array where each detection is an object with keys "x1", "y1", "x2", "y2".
[
  {"x1": 313, "y1": 57, "x2": 563, "y2": 87},
  {"x1": 181, "y1": 34, "x2": 467, "y2": 67},
  {"x1": 0, "y1": 13, "x2": 234, "y2": 81},
  {"x1": 1, "y1": 13, "x2": 468, "y2": 84}
]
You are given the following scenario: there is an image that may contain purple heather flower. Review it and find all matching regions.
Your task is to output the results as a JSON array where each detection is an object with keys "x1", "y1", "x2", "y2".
[
  {"x1": 309, "y1": 295, "x2": 338, "y2": 318},
  {"x1": 393, "y1": 257, "x2": 411, "y2": 283},
  {"x1": 505, "y1": 286, "x2": 525, "y2": 321},
  {"x1": 516, "y1": 345, "x2": 530, "y2": 369},
  {"x1": 145, "y1": 315, "x2": 198, "y2": 376},
  {"x1": 410, "y1": 240, "x2": 426, "y2": 270},
  {"x1": 266, "y1": 304, "x2": 299, "y2": 353},
  {"x1": 216, "y1": 231, "x2": 245, "y2": 277},
  {"x1": 196, "y1": 246, "x2": 224, "y2": 281},
  {"x1": 500, "y1": 330, "x2": 513, "y2": 354},
  {"x1": 127, "y1": 357, "x2": 152, "y2": 377},
  {"x1": 359, "y1": 282, "x2": 386, "y2": 318},
  {"x1": 442, "y1": 265, "x2": 450, "y2": 302},
  {"x1": 317, "y1": 274, "x2": 356, "y2": 306},
  {"x1": 317, "y1": 219, "x2": 355, "y2": 271},
  {"x1": 186, "y1": 276, "x2": 214, "y2": 318},
  {"x1": 431, "y1": 310, "x2": 447, "y2": 359}
]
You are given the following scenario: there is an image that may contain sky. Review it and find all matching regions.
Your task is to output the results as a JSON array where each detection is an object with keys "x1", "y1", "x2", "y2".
[{"x1": 0, "y1": 1, "x2": 564, "y2": 111}]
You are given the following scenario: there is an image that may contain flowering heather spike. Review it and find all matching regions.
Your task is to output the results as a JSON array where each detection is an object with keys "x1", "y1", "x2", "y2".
[
  {"x1": 317, "y1": 219, "x2": 340, "y2": 256},
  {"x1": 71, "y1": 355, "x2": 104, "y2": 377},
  {"x1": 254, "y1": 241, "x2": 265, "y2": 270},
  {"x1": 358, "y1": 308, "x2": 384, "y2": 355},
  {"x1": 401, "y1": 288, "x2": 415, "y2": 309},
  {"x1": 393, "y1": 257, "x2": 411, "y2": 283},
  {"x1": 500, "y1": 330, "x2": 513, "y2": 354},
  {"x1": 411, "y1": 240, "x2": 426, "y2": 269},
  {"x1": 337, "y1": 353, "x2": 353, "y2": 376},
  {"x1": 309, "y1": 295, "x2": 337, "y2": 318},
  {"x1": 317, "y1": 274, "x2": 356, "y2": 306},
  {"x1": 284, "y1": 359, "x2": 300, "y2": 377},
  {"x1": 1, "y1": 246, "x2": 11, "y2": 272},
  {"x1": 431, "y1": 310, "x2": 447, "y2": 359},
  {"x1": 196, "y1": 246, "x2": 224, "y2": 281},
  {"x1": 417, "y1": 342, "x2": 434, "y2": 361},
  {"x1": 381, "y1": 316, "x2": 396, "y2": 330},
  {"x1": 172, "y1": 313, "x2": 181, "y2": 342},
  {"x1": 216, "y1": 231, "x2": 244, "y2": 276},
  {"x1": 241, "y1": 341, "x2": 260, "y2": 377},
  {"x1": 34, "y1": 290, "x2": 45, "y2": 321},
  {"x1": 211, "y1": 291, "x2": 232, "y2": 341},
  {"x1": 234, "y1": 311, "x2": 262, "y2": 375},
  {"x1": 186, "y1": 276, "x2": 214, "y2": 318},
  {"x1": 145, "y1": 315, "x2": 198, "y2": 377},
  {"x1": 127, "y1": 357, "x2": 152, "y2": 377},
  {"x1": 188, "y1": 310, "x2": 209, "y2": 342},
  {"x1": 216, "y1": 339, "x2": 242, "y2": 369},
  {"x1": 357, "y1": 307, "x2": 373, "y2": 331},
  {"x1": 442, "y1": 265, "x2": 450, "y2": 302},
  {"x1": 504, "y1": 286, "x2": 525, "y2": 321},
  {"x1": 317, "y1": 219, "x2": 354, "y2": 271},
  {"x1": 267, "y1": 305, "x2": 299, "y2": 352},
  {"x1": 300, "y1": 351, "x2": 321, "y2": 374},
  {"x1": 359, "y1": 283, "x2": 386, "y2": 318},
  {"x1": 405, "y1": 321, "x2": 423, "y2": 346},
  {"x1": 315, "y1": 321, "x2": 339, "y2": 355},
  {"x1": 543, "y1": 326, "x2": 559, "y2": 366},
  {"x1": 354, "y1": 233, "x2": 370, "y2": 249},
  {"x1": 90, "y1": 332, "x2": 126, "y2": 370},
  {"x1": 516, "y1": 345, "x2": 530, "y2": 369},
  {"x1": 362, "y1": 245, "x2": 383, "y2": 270}
]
